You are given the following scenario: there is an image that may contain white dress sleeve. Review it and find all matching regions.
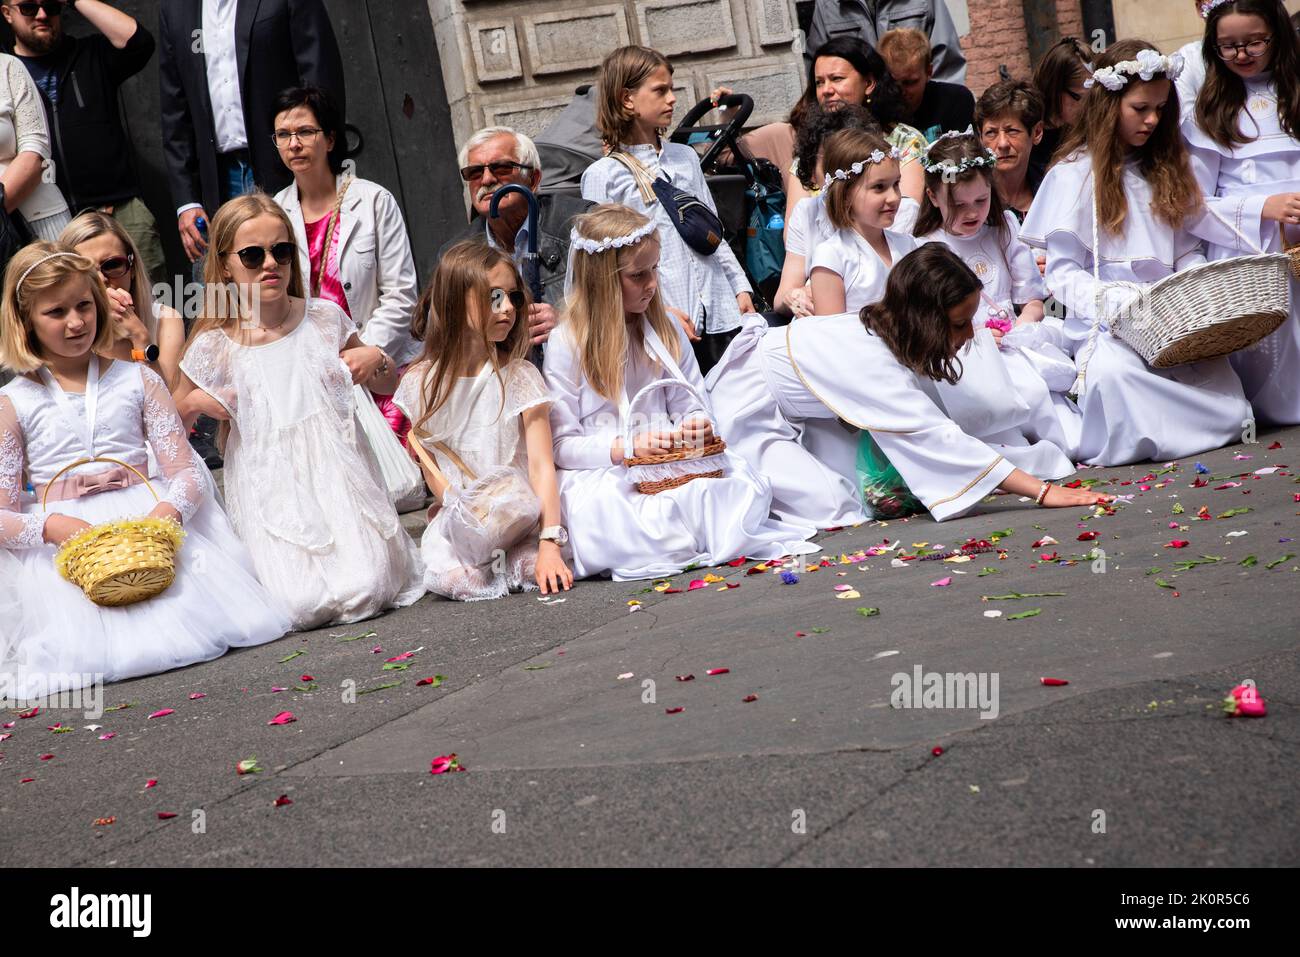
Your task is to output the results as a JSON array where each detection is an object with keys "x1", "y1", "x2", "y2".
[
  {"x1": 809, "y1": 235, "x2": 850, "y2": 279},
  {"x1": 1004, "y1": 211, "x2": 1047, "y2": 304},
  {"x1": 1020, "y1": 161, "x2": 1106, "y2": 319},
  {"x1": 179, "y1": 331, "x2": 238, "y2": 418},
  {"x1": 309, "y1": 298, "x2": 359, "y2": 350},
  {"x1": 543, "y1": 325, "x2": 619, "y2": 471},
  {"x1": 140, "y1": 367, "x2": 205, "y2": 522},
  {"x1": 505, "y1": 360, "x2": 552, "y2": 418},
  {"x1": 1182, "y1": 123, "x2": 1270, "y2": 254},
  {"x1": 0, "y1": 395, "x2": 46, "y2": 549},
  {"x1": 785, "y1": 197, "x2": 812, "y2": 258},
  {"x1": 392, "y1": 359, "x2": 430, "y2": 424}
]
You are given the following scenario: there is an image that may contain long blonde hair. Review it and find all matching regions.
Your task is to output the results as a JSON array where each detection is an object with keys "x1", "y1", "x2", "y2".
[
  {"x1": 182, "y1": 192, "x2": 305, "y2": 349},
  {"x1": 59, "y1": 211, "x2": 158, "y2": 340},
  {"x1": 410, "y1": 241, "x2": 531, "y2": 437},
  {"x1": 0, "y1": 242, "x2": 115, "y2": 374},
  {"x1": 562, "y1": 203, "x2": 679, "y2": 402}
]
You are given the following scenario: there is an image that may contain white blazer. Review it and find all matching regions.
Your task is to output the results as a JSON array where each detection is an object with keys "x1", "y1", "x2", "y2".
[{"x1": 275, "y1": 174, "x2": 420, "y2": 366}]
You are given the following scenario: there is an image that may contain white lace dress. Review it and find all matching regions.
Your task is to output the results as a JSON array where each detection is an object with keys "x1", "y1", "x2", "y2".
[
  {"x1": 0, "y1": 359, "x2": 291, "y2": 700},
  {"x1": 393, "y1": 358, "x2": 552, "y2": 601},
  {"x1": 180, "y1": 299, "x2": 425, "y2": 629}
]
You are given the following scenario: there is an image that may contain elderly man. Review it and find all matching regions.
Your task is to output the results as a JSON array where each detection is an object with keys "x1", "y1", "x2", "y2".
[{"x1": 441, "y1": 126, "x2": 592, "y2": 348}]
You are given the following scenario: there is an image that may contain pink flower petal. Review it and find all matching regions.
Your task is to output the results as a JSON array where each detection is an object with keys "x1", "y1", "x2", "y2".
[
  {"x1": 188, "y1": 692, "x2": 206, "y2": 700},
  {"x1": 371, "y1": 646, "x2": 382, "y2": 654},
  {"x1": 1164, "y1": 540, "x2": 1190, "y2": 549},
  {"x1": 267, "y1": 711, "x2": 296, "y2": 726},
  {"x1": 146, "y1": 709, "x2": 174, "y2": 719},
  {"x1": 156, "y1": 812, "x2": 178, "y2": 820},
  {"x1": 705, "y1": 668, "x2": 730, "y2": 676},
  {"x1": 687, "y1": 580, "x2": 707, "y2": 591},
  {"x1": 98, "y1": 733, "x2": 116, "y2": 741},
  {"x1": 144, "y1": 778, "x2": 158, "y2": 788},
  {"x1": 1040, "y1": 677, "x2": 1069, "y2": 686},
  {"x1": 930, "y1": 577, "x2": 953, "y2": 587},
  {"x1": 270, "y1": 686, "x2": 288, "y2": 693},
  {"x1": 675, "y1": 674, "x2": 695, "y2": 681},
  {"x1": 18, "y1": 707, "x2": 39, "y2": 719}
]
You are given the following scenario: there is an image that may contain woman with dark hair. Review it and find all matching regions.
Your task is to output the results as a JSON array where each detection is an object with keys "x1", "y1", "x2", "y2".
[
  {"x1": 271, "y1": 85, "x2": 423, "y2": 506},
  {"x1": 706, "y1": 243, "x2": 1100, "y2": 527},
  {"x1": 1031, "y1": 37, "x2": 1093, "y2": 173},
  {"x1": 1184, "y1": 0, "x2": 1300, "y2": 425}
]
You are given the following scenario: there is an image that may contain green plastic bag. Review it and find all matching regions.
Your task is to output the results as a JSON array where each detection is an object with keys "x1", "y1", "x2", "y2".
[{"x1": 856, "y1": 431, "x2": 924, "y2": 519}]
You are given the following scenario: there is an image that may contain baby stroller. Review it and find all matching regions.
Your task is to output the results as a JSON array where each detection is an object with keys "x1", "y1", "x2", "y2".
[{"x1": 534, "y1": 88, "x2": 786, "y2": 309}]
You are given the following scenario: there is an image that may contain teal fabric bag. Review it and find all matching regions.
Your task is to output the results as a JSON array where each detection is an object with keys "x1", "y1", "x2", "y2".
[{"x1": 856, "y1": 431, "x2": 924, "y2": 519}]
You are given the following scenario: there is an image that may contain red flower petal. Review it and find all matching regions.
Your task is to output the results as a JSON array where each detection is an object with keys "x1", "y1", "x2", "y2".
[
  {"x1": 705, "y1": 668, "x2": 730, "y2": 676},
  {"x1": 20, "y1": 778, "x2": 34, "y2": 783},
  {"x1": 931, "y1": 746, "x2": 944, "y2": 756},
  {"x1": 1164, "y1": 540, "x2": 1190, "y2": 548},
  {"x1": 663, "y1": 588, "x2": 682, "y2": 594},
  {"x1": 1040, "y1": 677, "x2": 1069, "y2": 686},
  {"x1": 664, "y1": 707, "x2": 684, "y2": 714},
  {"x1": 18, "y1": 707, "x2": 39, "y2": 719},
  {"x1": 156, "y1": 812, "x2": 177, "y2": 820},
  {"x1": 267, "y1": 711, "x2": 296, "y2": 726},
  {"x1": 299, "y1": 675, "x2": 315, "y2": 682},
  {"x1": 429, "y1": 754, "x2": 459, "y2": 774},
  {"x1": 675, "y1": 674, "x2": 695, "y2": 681},
  {"x1": 1077, "y1": 531, "x2": 1099, "y2": 541},
  {"x1": 727, "y1": 557, "x2": 747, "y2": 566},
  {"x1": 1267, "y1": 441, "x2": 1282, "y2": 449},
  {"x1": 1063, "y1": 479, "x2": 1083, "y2": 488},
  {"x1": 1039, "y1": 552, "x2": 1058, "y2": 561},
  {"x1": 273, "y1": 795, "x2": 293, "y2": 807},
  {"x1": 146, "y1": 709, "x2": 174, "y2": 719},
  {"x1": 39, "y1": 753, "x2": 54, "y2": 760},
  {"x1": 742, "y1": 694, "x2": 758, "y2": 703},
  {"x1": 144, "y1": 779, "x2": 157, "y2": 789}
]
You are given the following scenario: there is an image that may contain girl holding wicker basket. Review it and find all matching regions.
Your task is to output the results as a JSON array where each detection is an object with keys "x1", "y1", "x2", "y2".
[
  {"x1": 174, "y1": 194, "x2": 425, "y2": 630},
  {"x1": 1020, "y1": 39, "x2": 1252, "y2": 466},
  {"x1": 543, "y1": 204, "x2": 817, "y2": 581},
  {"x1": 393, "y1": 241, "x2": 574, "y2": 601},
  {"x1": 0, "y1": 243, "x2": 291, "y2": 700},
  {"x1": 1184, "y1": 0, "x2": 1300, "y2": 425}
]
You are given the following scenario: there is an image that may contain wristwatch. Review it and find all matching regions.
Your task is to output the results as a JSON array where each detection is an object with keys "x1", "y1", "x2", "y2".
[
  {"x1": 131, "y1": 343, "x2": 160, "y2": 363},
  {"x1": 539, "y1": 525, "x2": 569, "y2": 547}
]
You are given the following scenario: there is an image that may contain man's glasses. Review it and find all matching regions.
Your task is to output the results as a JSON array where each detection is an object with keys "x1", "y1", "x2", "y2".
[
  {"x1": 271, "y1": 127, "x2": 323, "y2": 147},
  {"x1": 98, "y1": 254, "x2": 134, "y2": 280},
  {"x1": 15, "y1": 1, "x2": 65, "y2": 17},
  {"x1": 233, "y1": 242, "x2": 296, "y2": 270},
  {"x1": 1215, "y1": 37, "x2": 1272, "y2": 60},
  {"x1": 459, "y1": 161, "x2": 531, "y2": 183}
]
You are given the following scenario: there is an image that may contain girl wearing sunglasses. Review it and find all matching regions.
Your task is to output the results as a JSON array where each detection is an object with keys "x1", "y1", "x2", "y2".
[
  {"x1": 174, "y1": 192, "x2": 425, "y2": 630},
  {"x1": 60, "y1": 212, "x2": 185, "y2": 390}
]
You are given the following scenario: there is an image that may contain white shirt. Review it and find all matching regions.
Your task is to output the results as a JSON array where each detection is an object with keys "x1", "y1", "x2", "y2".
[
  {"x1": 485, "y1": 218, "x2": 530, "y2": 270},
  {"x1": 1175, "y1": 39, "x2": 1208, "y2": 123},
  {"x1": 203, "y1": 0, "x2": 246, "y2": 154}
]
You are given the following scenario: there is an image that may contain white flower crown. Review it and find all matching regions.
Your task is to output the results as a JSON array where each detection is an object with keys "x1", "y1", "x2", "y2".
[
  {"x1": 569, "y1": 220, "x2": 657, "y2": 254},
  {"x1": 822, "y1": 147, "x2": 902, "y2": 189},
  {"x1": 1199, "y1": 0, "x2": 1232, "y2": 18},
  {"x1": 920, "y1": 126, "x2": 997, "y2": 175},
  {"x1": 1084, "y1": 49, "x2": 1185, "y2": 92}
]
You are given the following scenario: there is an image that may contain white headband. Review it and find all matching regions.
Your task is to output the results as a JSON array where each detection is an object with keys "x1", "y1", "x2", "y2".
[
  {"x1": 1084, "y1": 49, "x2": 1185, "y2": 92},
  {"x1": 920, "y1": 127, "x2": 997, "y2": 176},
  {"x1": 17, "y1": 252, "x2": 81, "y2": 293},
  {"x1": 1199, "y1": 0, "x2": 1232, "y2": 18},
  {"x1": 569, "y1": 220, "x2": 657, "y2": 255},
  {"x1": 822, "y1": 147, "x2": 902, "y2": 189}
]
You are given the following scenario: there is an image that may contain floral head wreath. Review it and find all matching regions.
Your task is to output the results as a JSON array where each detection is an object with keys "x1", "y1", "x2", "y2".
[
  {"x1": 920, "y1": 126, "x2": 997, "y2": 176},
  {"x1": 822, "y1": 147, "x2": 902, "y2": 190},
  {"x1": 1084, "y1": 49, "x2": 1184, "y2": 93},
  {"x1": 1198, "y1": 0, "x2": 1232, "y2": 18},
  {"x1": 568, "y1": 219, "x2": 657, "y2": 255}
]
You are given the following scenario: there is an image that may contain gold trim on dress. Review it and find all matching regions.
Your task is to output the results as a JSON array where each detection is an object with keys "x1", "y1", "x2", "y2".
[
  {"x1": 783, "y1": 323, "x2": 913, "y2": 434},
  {"x1": 928, "y1": 455, "x2": 1005, "y2": 508}
]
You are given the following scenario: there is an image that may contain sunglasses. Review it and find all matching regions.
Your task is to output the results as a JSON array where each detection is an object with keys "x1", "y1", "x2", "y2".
[
  {"x1": 15, "y1": 1, "x2": 65, "y2": 16},
  {"x1": 232, "y1": 241, "x2": 296, "y2": 270},
  {"x1": 489, "y1": 287, "x2": 527, "y2": 314},
  {"x1": 459, "y1": 161, "x2": 531, "y2": 183},
  {"x1": 98, "y1": 253, "x2": 134, "y2": 280}
]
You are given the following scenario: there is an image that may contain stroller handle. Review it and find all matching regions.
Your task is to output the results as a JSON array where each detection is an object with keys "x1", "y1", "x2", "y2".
[{"x1": 672, "y1": 93, "x2": 754, "y2": 172}]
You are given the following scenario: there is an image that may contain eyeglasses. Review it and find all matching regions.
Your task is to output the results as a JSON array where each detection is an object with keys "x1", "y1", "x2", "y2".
[
  {"x1": 1215, "y1": 36, "x2": 1272, "y2": 59},
  {"x1": 14, "y1": 1, "x2": 65, "y2": 17},
  {"x1": 1063, "y1": 88, "x2": 1083, "y2": 102},
  {"x1": 232, "y1": 242, "x2": 296, "y2": 269},
  {"x1": 98, "y1": 253, "x2": 134, "y2": 280},
  {"x1": 489, "y1": 287, "x2": 527, "y2": 314},
  {"x1": 271, "y1": 127, "x2": 323, "y2": 147},
  {"x1": 459, "y1": 161, "x2": 531, "y2": 183}
]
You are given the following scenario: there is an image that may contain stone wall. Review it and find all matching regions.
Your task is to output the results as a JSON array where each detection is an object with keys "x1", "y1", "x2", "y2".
[{"x1": 431, "y1": 0, "x2": 805, "y2": 149}]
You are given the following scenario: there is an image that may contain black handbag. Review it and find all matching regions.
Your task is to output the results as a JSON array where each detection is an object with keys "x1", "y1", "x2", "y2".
[
  {"x1": 0, "y1": 204, "x2": 34, "y2": 276},
  {"x1": 610, "y1": 151, "x2": 723, "y2": 256}
]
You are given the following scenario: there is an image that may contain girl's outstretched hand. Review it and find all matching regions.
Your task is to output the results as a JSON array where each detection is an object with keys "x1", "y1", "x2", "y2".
[
  {"x1": 678, "y1": 416, "x2": 716, "y2": 449},
  {"x1": 536, "y1": 542, "x2": 573, "y2": 595},
  {"x1": 1042, "y1": 484, "x2": 1115, "y2": 508}
]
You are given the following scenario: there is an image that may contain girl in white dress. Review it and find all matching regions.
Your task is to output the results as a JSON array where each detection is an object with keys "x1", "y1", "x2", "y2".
[
  {"x1": 581, "y1": 46, "x2": 754, "y2": 372},
  {"x1": 707, "y1": 244, "x2": 1112, "y2": 526},
  {"x1": 1020, "y1": 39, "x2": 1251, "y2": 465},
  {"x1": 175, "y1": 193, "x2": 424, "y2": 630},
  {"x1": 1184, "y1": 0, "x2": 1300, "y2": 424},
  {"x1": 914, "y1": 129, "x2": 1083, "y2": 459},
  {"x1": 0, "y1": 244, "x2": 289, "y2": 700},
  {"x1": 393, "y1": 241, "x2": 573, "y2": 601},
  {"x1": 809, "y1": 128, "x2": 917, "y2": 316},
  {"x1": 545, "y1": 204, "x2": 816, "y2": 580}
]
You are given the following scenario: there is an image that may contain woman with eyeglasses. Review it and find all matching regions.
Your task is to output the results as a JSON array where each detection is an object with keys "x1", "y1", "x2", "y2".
[
  {"x1": 1184, "y1": 0, "x2": 1300, "y2": 426},
  {"x1": 60, "y1": 212, "x2": 184, "y2": 390},
  {"x1": 173, "y1": 192, "x2": 425, "y2": 630},
  {"x1": 270, "y1": 87, "x2": 419, "y2": 434}
]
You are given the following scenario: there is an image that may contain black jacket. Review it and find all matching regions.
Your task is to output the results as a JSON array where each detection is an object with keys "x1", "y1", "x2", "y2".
[
  {"x1": 440, "y1": 191, "x2": 594, "y2": 309},
  {"x1": 16, "y1": 26, "x2": 154, "y2": 210},
  {"x1": 158, "y1": 0, "x2": 345, "y2": 216}
]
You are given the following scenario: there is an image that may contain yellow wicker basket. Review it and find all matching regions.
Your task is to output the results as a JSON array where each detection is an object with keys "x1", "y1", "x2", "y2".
[{"x1": 44, "y1": 457, "x2": 185, "y2": 607}]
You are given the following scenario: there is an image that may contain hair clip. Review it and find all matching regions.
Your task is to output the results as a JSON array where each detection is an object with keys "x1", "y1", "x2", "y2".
[{"x1": 1198, "y1": 0, "x2": 1232, "y2": 18}]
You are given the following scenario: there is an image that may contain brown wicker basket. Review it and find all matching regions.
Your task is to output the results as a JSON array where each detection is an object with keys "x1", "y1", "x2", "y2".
[
  {"x1": 622, "y1": 377, "x2": 729, "y2": 494},
  {"x1": 1282, "y1": 223, "x2": 1300, "y2": 281},
  {"x1": 44, "y1": 457, "x2": 185, "y2": 607}
]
